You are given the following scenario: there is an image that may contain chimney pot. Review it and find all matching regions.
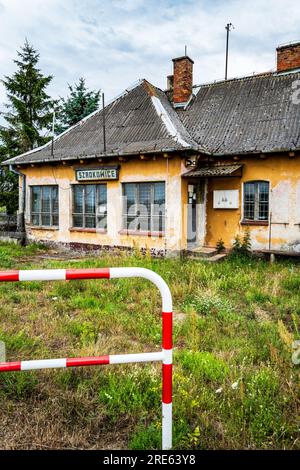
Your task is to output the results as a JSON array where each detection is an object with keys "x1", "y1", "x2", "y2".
[
  {"x1": 172, "y1": 55, "x2": 194, "y2": 105},
  {"x1": 277, "y1": 41, "x2": 300, "y2": 72},
  {"x1": 167, "y1": 74, "x2": 174, "y2": 91}
]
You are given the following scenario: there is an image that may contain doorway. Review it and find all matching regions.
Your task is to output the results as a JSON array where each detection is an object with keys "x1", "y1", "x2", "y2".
[{"x1": 187, "y1": 181, "x2": 206, "y2": 249}]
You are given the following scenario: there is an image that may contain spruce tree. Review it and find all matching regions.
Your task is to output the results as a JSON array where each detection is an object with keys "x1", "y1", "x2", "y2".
[
  {"x1": 0, "y1": 40, "x2": 55, "y2": 213},
  {"x1": 56, "y1": 78, "x2": 100, "y2": 134}
]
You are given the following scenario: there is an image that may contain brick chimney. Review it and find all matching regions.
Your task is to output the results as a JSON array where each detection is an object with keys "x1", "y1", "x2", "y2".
[
  {"x1": 277, "y1": 41, "x2": 300, "y2": 72},
  {"x1": 172, "y1": 55, "x2": 194, "y2": 105}
]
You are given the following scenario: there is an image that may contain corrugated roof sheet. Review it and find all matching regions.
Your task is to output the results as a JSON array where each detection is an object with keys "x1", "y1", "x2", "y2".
[
  {"x1": 183, "y1": 164, "x2": 243, "y2": 177},
  {"x1": 3, "y1": 70, "x2": 300, "y2": 166},
  {"x1": 179, "y1": 72, "x2": 300, "y2": 155},
  {"x1": 3, "y1": 80, "x2": 197, "y2": 166}
]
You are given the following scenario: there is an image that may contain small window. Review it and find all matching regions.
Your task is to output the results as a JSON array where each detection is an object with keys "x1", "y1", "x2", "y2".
[
  {"x1": 123, "y1": 182, "x2": 165, "y2": 232},
  {"x1": 72, "y1": 184, "x2": 107, "y2": 229},
  {"x1": 31, "y1": 186, "x2": 59, "y2": 227},
  {"x1": 243, "y1": 181, "x2": 269, "y2": 221}
]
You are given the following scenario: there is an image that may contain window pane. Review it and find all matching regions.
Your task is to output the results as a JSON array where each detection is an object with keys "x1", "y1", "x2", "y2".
[
  {"x1": 41, "y1": 187, "x2": 51, "y2": 213},
  {"x1": 85, "y1": 185, "x2": 96, "y2": 214},
  {"x1": 258, "y1": 182, "x2": 269, "y2": 220},
  {"x1": 127, "y1": 216, "x2": 138, "y2": 230},
  {"x1": 124, "y1": 183, "x2": 136, "y2": 212},
  {"x1": 52, "y1": 187, "x2": 59, "y2": 214},
  {"x1": 97, "y1": 185, "x2": 107, "y2": 219},
  {"x1": 97, "y1": 216, "x2": 107, "y2": 230},
  {"x1": 98, "y1": 185, "x2": 107, "y2": 205},
  {"x1": 152, "y1": 215, "x2": 165, "y2": 232},
  {"x1": 42, "y1": 214, "x2": 50, "y2": 226},
  {"x1": 138, "y1": 216, "x2": 150, "y2": 231},
  {"x1": 153, "y1": 182, "x2": 165, "y2": 231},
  {"x1": 74, "y1": 186, "x2": 84, "y2": 214},
  {"x1": 154, "y1": 182, "x2": 165, "y2": 206},
  {"x1": 124, "y1": 183, "x2": 137, "y2": 230},
  {"x1": 73, "y1": 215, "x2": 83, "y2": 227},
  {"x1": 244, "y1": 182, "x2": 255, "y2": 220},
  {"x1": 52, "y1": 214, "x2": 59, "y2": 226},
  {"x1": 31, "y1": 214, "x2": 40, "y2": 226},
  {"x1": 85, "y1": 215, "x2": 96, "y2": 228},
  {"x1": 31, "y1": 187, "x2": 40, "y2": 213},
  {"x1": 138, "y1": 183, "x2": 151, "y2": 231},
  {"x1": 139, "y1": 183, "x2": 151, "y2": 213}
]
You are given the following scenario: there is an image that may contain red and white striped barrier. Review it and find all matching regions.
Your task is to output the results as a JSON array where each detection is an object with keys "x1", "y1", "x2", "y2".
[{"x1": 0, "y1": 267, "x2": 172, "y2": 450}]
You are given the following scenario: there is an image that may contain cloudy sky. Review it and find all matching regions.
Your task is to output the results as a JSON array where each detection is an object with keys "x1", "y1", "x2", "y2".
[{"x1": 0, "y1": 0, "x2": 300, "y2": 113}]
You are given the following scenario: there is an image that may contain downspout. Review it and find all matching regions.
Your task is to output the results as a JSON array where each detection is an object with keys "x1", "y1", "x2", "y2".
[{"x1": 9, "y1": 164, "x2": 26, "y2": 244}]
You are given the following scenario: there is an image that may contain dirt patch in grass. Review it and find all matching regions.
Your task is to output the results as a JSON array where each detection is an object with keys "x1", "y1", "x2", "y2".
[{"x1": 0, "y1": 399, "x2": 129, "y2": 450}]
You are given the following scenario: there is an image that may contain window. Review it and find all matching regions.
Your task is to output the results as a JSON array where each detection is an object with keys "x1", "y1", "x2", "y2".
[
  {"x1": 123, "y1": 182, "x2": 165, "y2": 232},
  {"x1": 31, "y1": 186, "x2": 59, "y2": 227},
  {"x1": 243, "y1": 181, "x2": 269, "y2": 221},
  {"x1": 72, "y1": 184, "x2": 107, "y2": 229}
]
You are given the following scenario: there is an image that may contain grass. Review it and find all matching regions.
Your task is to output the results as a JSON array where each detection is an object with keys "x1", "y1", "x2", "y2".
[{"x1": 0, "y1": 242, "x2": 299, "y2": 449}]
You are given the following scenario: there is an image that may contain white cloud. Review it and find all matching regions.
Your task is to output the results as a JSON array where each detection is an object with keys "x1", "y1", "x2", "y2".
[{"x1": 0, "y1": 0, "x2": 300, "y2": 122}]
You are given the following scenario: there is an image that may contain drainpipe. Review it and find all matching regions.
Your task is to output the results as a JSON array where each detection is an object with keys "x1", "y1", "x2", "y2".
[{"x1": 9, "y1": 164, "x2": 26, "y2": 244}]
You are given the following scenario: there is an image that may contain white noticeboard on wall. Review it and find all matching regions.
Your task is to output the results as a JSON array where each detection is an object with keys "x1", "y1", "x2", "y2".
[{"x1": 213, "y1": 190, "x2": 239, "y2": 209}]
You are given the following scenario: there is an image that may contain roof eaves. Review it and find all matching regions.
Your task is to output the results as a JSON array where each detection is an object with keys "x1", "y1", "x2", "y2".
[
  {"x1": 211, "y1": 146, "x2": 300, "y2": 157},
  {"x1": 4, "y1": 145, "x2": 200, "y2": 167}
]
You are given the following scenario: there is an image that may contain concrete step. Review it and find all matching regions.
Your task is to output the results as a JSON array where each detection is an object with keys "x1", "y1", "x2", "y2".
[
  {"x1": 187, "y1": 246, "x2": 218, "y2": 258},
  {"x1": 188, "y1": 253, "x2": 227, "y2": 263}
]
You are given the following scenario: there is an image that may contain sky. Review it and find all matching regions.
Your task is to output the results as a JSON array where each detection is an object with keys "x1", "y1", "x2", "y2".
[{"x1": 0, "y1": 0, "x2": 300, "y2": 116}]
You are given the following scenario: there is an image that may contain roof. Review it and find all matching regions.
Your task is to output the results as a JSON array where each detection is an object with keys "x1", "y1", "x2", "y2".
[
  {"x1": 3, "y1": 69, "x2": 300, "y2": 166},
  {"x1": 179, "y1": 71, "x2": 300, "y2": 156},
  {"x1": 3, "y1": 80, "x2": 198, "y2": 166},
  {"x1": 183, "y1": 163, "x2": 243, "y2": 178}
]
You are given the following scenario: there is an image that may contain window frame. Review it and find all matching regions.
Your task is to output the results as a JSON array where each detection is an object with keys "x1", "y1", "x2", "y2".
[
  {"x1": 30, "y1": 185, "x2": 59, "y2": 228},
  {"x1": 71, "y1": 183, "x2": 107, "y2": 231},
  {"x1": 242, "y1": 180, "x2": 270, "y2": 224},
  {"x1": 122, "y1": 181, "x2": 166, "y2": 235}
]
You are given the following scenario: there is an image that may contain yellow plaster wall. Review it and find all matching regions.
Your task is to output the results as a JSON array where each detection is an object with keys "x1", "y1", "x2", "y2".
[
  {"x1": 205, "y1": 155, "x2": 300, "y2": 251},
  {"x1": 20, "y1": 153, "x2": 300, "y2": 253},
  {"x1": 22, "y1": 155, "x2": 186, "y2": 252}
]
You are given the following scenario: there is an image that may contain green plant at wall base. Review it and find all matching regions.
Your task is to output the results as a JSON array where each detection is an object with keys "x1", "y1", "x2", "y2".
[
  {"x1": 216, "y1": 238, "x2": 225, "y2": 253},
  {"x1": 230, "y1": 230, "x2": 252, "y2": 258},
  {"x1": 232, "y1": 235, "x2": 242, "y2": 252},
  {"x1": 242, "y1": 229, "x2": 252, "y2": 252}
]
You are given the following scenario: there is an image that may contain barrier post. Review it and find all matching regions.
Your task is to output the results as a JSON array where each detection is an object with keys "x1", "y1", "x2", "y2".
[{"x1": 0, "y1": 267, "x2": 173, "y2": 450}]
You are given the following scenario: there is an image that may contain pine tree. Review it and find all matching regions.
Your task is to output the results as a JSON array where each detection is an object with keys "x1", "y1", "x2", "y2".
[
  {"x1": 56, "y1": 78, "x2": 100, "y2": 134},
  {"x1": 0, "y1": 40, "x2": 55, "y2": 213}
]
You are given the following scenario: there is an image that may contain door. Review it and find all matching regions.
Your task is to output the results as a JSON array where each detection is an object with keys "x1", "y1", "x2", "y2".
[{"x1": 187, "y1": 184, "x2": 197, "y2": 247}]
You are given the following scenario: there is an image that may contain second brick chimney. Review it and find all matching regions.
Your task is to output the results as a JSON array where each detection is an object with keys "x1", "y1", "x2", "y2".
[
  {"x1": 277, "y1": 41, "x2": 300, "y2": 72},
  {"x1": 172, "y1": 55, "x2": 194, "y2": 105}
]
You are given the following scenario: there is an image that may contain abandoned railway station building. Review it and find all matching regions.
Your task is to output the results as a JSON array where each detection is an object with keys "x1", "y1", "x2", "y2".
[{"x1": 3, "y1": 41, "x2": 300, "y2": 255}]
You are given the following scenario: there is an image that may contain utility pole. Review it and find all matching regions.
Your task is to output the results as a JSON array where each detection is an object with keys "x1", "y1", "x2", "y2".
[
  {"x1": 225, "y1": 23, "x2": 234, "y2": 80},
  {"x1": 51, "y1": 110, "x2": 56, "y2": 156},
  {"x1": 102, "y1": 92, "x2": 106, "y2": 154}
]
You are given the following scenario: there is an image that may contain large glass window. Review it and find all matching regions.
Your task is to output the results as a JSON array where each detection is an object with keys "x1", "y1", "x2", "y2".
[
  {"x1": 123, "y1": 182, "x2": 165, "y2": 232},
  {"x1": 31, "y1": 186, "x2": 59, "y2": 227},
  {"x1": 244, "y1": 181, "x2": 269, "y2": 221},
  {"x1": 72, "y1": 184, "x2": 107, "y2": 229}
]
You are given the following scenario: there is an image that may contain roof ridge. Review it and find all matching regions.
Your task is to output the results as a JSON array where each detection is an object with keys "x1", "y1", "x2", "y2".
[
  {"x1": 142, "y1": 80, "x2": 198, "y2": 149},
  {"x1": 193, "y1": 69, "x2": 300, "y2": 89},
  {"x1": 150, "y1": 94, "x2": 191, "y2": 148}
]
